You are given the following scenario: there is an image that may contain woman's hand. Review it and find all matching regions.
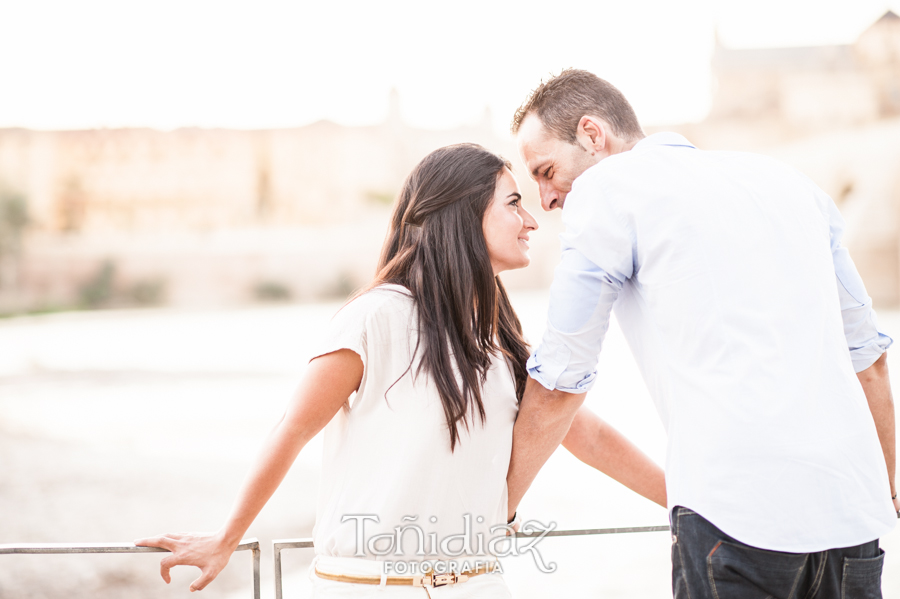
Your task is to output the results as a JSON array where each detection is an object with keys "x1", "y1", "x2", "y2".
[
  {"x1": 134, "y1": 531, "x2": 235, "y2": 592},
  {"x1": 133, "y1": 349, "x2": 363, "y2": 591}
]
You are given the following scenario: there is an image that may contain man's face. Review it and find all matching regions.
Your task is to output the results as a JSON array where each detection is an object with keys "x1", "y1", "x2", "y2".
[{"x1": 516, "y1": 114, "x2": 600, "y2": 211}]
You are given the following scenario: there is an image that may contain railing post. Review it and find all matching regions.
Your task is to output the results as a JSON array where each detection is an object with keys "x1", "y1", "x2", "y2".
[
  {"x1": 274, "y1": 543, "x2": 283, "y2": 599},
  {"x1": 273, "y1": 539, "x2": 315, "y2": 599},
  {"x1": 252, "y1": 542, "x2": 261, "y2": 599}
]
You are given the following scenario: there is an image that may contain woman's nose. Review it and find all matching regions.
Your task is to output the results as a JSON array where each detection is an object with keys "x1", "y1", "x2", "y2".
[{"x1": 523, "y1": 207, "x2": 539, "y2": 231}]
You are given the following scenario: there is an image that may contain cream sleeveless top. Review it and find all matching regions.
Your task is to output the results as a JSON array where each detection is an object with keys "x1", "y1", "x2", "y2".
[{"x1": 310, "y1": 285, "x2": 519, "y2": 562}]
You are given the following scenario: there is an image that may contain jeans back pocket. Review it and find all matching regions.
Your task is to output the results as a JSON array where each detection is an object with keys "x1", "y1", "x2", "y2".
[
  {"x1": 707, "y1": 541, "x2": 808, "y2": 599},
  {"x1": 841, "y1": 549, "x2": 884, "y2": 599}
]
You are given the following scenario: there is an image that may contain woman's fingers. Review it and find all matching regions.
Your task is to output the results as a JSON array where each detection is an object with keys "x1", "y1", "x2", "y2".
[
  {"x1": 134, "y1": 535, "x2": 177, "y2": 551},
  {"x1": 159, "y1": 554, "x2": 178, "y2": 584},
  {"x1": 136, "y1": 534, "x2": 197, "y2": 584},
  {"x1": 136, "y1": 532, "x2": 230, "y2": 591},
  {"x1": 190, "y1": 567, "x2": 218, "y2": 592}
]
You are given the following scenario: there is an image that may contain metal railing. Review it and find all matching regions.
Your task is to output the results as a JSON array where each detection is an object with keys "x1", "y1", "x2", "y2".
[
  {"x1": 272, "y1": 525, "x2": 669, "y2": 599},
  {"x1": 1, "y1": 525, "x2": 671, "y2": 599},
  {"x1": 0, "y1": 538, "x2": 261, "y2": 599}
]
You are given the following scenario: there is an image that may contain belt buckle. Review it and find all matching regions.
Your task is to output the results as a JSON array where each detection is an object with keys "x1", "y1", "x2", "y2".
[
  {"x1": 413, "y1": 571, "x2": 469, "y2": 587},
  {"x1": 432, "y1": 573, "x2": 457, "y2": 587}
]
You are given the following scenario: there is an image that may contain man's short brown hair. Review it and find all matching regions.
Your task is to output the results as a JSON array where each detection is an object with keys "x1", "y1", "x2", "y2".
[{"x1": 511, "y1": 69, "x2": 644, "y2": 143}]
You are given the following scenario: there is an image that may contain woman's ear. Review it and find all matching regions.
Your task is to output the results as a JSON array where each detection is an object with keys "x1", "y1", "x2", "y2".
[{"x1": 576, "y1": 115, "x2": 607, "y2": 156}]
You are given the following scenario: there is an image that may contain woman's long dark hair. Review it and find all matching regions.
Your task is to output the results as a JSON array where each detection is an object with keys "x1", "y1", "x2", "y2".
[{"x1": 367, "y1": 143, "x2": 530, "y2": 451}]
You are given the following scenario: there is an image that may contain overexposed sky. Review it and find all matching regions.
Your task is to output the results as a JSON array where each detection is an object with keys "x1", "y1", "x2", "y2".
[{"x1": 0, "y1": 0, "x2": 898, "y2": 132}]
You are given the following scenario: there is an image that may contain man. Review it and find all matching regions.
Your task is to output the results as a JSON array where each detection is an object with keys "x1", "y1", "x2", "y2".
[{"x1": 506, "y1": 69, "x2": 898, "y2": 598}]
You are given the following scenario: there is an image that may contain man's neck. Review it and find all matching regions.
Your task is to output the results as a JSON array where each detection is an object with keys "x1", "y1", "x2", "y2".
[{"x1": 613, "y1": 135, "x2": 643, "y2": 155}]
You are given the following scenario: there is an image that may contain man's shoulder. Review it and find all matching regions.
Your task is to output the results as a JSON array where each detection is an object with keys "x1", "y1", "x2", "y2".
[
  {"x1": 606, "y1": 141, "x2": 814, "y2": 190},
  {"x1": 706, "y1": 149, "x2": 822, "y2": 194},
  {"x1": 564, "y1": 140, "x2": 822, "y2": 221},
  {"x1": 564, "y1": 145, "x2": 663, "y2": 213},
  {"x1": 571, "y1": 138, "x2": 681, "y2": 190}
]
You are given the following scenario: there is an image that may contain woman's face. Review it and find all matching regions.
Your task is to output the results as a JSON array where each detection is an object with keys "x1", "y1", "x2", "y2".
[{"x1": 482, "y1": 168, "x2": 539, "y2": 276}]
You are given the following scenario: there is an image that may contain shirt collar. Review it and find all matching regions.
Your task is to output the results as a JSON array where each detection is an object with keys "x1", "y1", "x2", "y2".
[{"x1": 631, "y1": 132, "x2": 696, "y2": 151}]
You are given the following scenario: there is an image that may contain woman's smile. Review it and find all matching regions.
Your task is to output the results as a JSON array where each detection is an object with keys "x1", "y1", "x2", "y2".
[{"x1": 483, "y1": 168, "x2": 539, "y2": 276}]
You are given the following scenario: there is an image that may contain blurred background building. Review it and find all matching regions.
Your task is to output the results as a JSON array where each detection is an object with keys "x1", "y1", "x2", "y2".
[
  {"x1": 0, "y1": 10, "x2": 899, "y2": 313},
  {"x1": 0, "y1": 91, "x2": 533, "y2": 312}
]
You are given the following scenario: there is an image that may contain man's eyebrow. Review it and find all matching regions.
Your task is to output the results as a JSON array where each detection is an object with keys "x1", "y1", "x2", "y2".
[{"x1": 531, "y1": 163, "x2": 548, "y2": 178}]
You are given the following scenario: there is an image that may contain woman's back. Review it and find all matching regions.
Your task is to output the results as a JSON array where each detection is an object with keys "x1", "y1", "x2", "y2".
[{"x1": 313, "y1": 284, "x2": 519, "y2": 561}]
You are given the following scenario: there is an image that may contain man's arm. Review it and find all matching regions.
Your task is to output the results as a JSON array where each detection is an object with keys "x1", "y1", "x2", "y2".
[
  {"x1": 563, "y1": 406, "x2": 666, "y2": 507},
  {"x1": 507, "y1": 379, "x2": 586, "y2": 518},
  {"x1": 820, "y1": 187, "x2": 896, "y2": 510},
  {"x1": 507, "y1": 175, "x2": 638, "y2": 519},
  {"x1": 856, "y1": 352, "x2": 899, "y2": 513},
  {"x1": 506, "y1": 249, "x2": 624, "y2": 519}
]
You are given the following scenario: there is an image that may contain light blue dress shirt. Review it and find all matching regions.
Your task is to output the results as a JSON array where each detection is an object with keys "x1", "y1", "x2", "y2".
[{"x1": 529, "y1": 132, "x2": 896, "y2": 552}]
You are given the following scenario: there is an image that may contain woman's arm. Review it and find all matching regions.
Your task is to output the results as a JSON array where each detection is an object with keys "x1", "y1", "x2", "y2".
[
  {"x1": 134, "y1": 349, "x2": 363, "y2": 591},
  {"x1": 562, "y1": 406, "x2": 667, "y2": 507}
]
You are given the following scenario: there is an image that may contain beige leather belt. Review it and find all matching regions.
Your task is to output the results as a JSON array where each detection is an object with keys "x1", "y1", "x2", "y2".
[{"x1": 315, "y1": 562, "x2": 496, "y2": 588}]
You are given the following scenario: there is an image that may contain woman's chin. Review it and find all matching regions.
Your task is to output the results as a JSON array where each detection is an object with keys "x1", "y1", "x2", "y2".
[
  {"x1": 510, "y1": 256, "x2": 531, "y2": 271},
  {"x1": 492, "y1": 254, "x2": 531, "y2": 276}
]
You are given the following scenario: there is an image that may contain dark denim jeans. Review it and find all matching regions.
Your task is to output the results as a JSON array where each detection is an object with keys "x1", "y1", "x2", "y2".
[{"x1": 670, "y1": 506, "x2": 884, "y2": 599}]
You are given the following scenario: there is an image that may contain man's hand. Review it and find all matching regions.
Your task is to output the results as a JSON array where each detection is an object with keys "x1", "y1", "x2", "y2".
[{"x1": 506, "y1": 377, "x2": 586, "y2": 519}]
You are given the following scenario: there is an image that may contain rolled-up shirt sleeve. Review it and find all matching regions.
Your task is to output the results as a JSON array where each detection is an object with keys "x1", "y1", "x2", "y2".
[
  {"x1": 527, "y1": 247, "x2": 622, "y2": 392},
  {"x1": 821, "y1": 189, "x2": 893, "y2": 372},
  {"x1": 528, "y1": 170, "x2": 635, "y2": 393}
]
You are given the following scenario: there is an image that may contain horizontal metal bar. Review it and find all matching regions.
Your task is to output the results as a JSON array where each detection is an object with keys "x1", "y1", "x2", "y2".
[
  {"x1": 0, "y1": 538, "x2": 260, "y2": 555},
  {"x1": 0, "y1": 543, "x2": 168, "y2": 555},
  {"x1": 0, "y1": 538, "x2": 261, "y2": 599},
  {"x1": 270, "y1": 526, "x2": 669, "y2": 551},
  {"x1": 270, "y1": 527, "x2": 668, "y2": 598},
  {"x1": 273, "y1": 539, "x2": 314, "y2": 550},
  {"x1": 517, "y1": 525, "x2": 670, "y2": 538}
]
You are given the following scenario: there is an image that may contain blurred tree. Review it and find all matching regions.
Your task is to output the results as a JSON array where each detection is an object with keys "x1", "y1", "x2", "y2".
[
  {"x1": 253, "y1": 280, "x2": 293, "y2": 302},
  {"x1": 129, "y1": 278, "x2": 167, "y2": 306},
  {"x1": 0, "y1": 187, "x2": 29, "y2": 290},
  {"x1": 78, "y1": 260, "x2": 116, "y2": 308}
]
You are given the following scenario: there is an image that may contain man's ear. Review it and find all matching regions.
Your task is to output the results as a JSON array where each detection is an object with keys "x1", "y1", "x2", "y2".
[{"x1": 576, "y1": 116, "x2": 607, "y2": 156}]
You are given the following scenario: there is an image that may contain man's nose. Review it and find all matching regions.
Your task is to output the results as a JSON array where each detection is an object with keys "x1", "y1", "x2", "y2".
[{"x1": 539, "y1": 181, "x2": 559, "y2": 212}]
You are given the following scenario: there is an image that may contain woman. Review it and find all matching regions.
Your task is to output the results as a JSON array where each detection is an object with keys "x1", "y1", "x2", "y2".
[{"x1": 136, "y1": 144, "x2": 665, "y2": 597}]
